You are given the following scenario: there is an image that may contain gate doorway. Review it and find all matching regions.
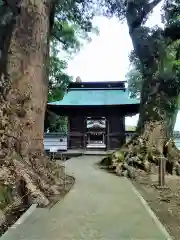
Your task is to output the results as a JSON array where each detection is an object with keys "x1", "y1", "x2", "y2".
[{"x1": 86, "y1": 117, "x2": 106, "y2": 149}]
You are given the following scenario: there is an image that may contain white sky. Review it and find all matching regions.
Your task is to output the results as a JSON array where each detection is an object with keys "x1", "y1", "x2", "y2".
[{"x1": 66, "y1": 3, "x2": 180, "y2": 131}]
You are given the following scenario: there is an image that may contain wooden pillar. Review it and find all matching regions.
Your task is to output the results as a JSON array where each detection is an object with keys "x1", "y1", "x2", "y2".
[
  {"x1": 106, "y1": 117, "x2": 109, "y2": 150},
  {"x1": 121, "y1": 116, "x2": 126, "y2": 145},
  {"x1": 67, "y1": 116, "x2": 70, "y2": 149},
  {"x1": 68, "y1": 115, "x2": 85, "y2": 149},
  {"x1": 106, "y1": 115, "x2": 125, "y2": 150},
  {"x1": 83, "y1": 116, "x2": 86, "y2": 149}
]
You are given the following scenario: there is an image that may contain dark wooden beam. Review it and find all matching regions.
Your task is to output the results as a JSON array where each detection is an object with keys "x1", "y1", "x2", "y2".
[{"x1": 47, "y1": 105, "x2": 139, "y2": 117}]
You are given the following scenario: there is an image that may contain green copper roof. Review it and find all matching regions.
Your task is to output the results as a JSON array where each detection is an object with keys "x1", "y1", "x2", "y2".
[{"x1": 48, "y1": 89, "x2": 140, "y2": 106}]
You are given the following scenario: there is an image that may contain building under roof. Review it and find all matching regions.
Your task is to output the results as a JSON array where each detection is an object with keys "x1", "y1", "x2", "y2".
[{"x1": 47, "y1": 81, "x2": 140, "y2": 150}]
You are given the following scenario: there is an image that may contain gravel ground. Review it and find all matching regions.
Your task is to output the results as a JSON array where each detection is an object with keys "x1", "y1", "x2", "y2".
[{"x1": 132, "y1": 168, "x2": 180, "y2": 240}]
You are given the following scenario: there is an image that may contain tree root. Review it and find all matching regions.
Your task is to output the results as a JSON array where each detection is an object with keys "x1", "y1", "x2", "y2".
[
  {"x1": 0, "y1": 151, "x2": 74, "y2": 213},
  {"x1": 0, "y1": 95, "x2": 74, "y2": 213},
  {"x1": 101, "y1": 122, "x2": 180, "y2": 178}
]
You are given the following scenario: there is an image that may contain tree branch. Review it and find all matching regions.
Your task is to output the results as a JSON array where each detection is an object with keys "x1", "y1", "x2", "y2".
[
  {"x1": 127, "y1": 0, "x2": 162, "y2": 32},
  {"x1": 138, "y1": 0, "x2": 162, "y2": 25},
  {"x1": 144, "y1": 0, "x2": 162, "y2": 15},
  {"x1": 52, "y1": 32, "x2": 66, "y2": 45}
]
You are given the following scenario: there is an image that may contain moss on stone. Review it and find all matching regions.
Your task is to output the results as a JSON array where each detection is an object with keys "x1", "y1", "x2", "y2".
[
  {"x1": 117, "y1": 152, "x2": 125, "y2": 162},
  {"x1": 100, "y1": 155, "x2": 112, "y2": 166},
  {"x1": 113, "y1": 151, "x2": 125, "y2": 163}
]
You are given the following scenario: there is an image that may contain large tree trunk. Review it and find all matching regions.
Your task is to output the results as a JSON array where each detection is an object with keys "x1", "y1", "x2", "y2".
[
  {"x1": 9, "y1": 0, "x2": 50, "y2": 156},
  {"x1": 101, "y1": 1, "x2": 180, "y2": 177},
  {"x1": 0, "y1": 0, "x2": 73, "y2": 219},
  {"x1": 128, "y1": 16, "x2": 180, "y2": 175}
]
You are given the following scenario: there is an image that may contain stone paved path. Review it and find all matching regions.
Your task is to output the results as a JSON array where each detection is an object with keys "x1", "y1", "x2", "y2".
[{"x1": 1, "y1": 156, "x2": 171, "y2": 240}]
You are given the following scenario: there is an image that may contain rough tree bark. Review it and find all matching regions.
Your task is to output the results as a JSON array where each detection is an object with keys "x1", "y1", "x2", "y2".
[
  {"x1": 0, "y1": 0, "x2": 73, "y2": 218},
  {"x1": 101, "y1": 0, "x2": 180, "y2": 177}
]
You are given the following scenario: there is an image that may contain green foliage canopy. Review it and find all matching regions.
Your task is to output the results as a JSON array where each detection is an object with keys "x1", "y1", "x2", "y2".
[{"x1": 46, "y1": 0, "x2": 99, "y2": 132}]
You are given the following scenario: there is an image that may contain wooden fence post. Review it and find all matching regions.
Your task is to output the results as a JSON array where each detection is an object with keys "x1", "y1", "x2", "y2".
[{"x1": 158, "y1": 155, "x2": 166, "y2": 187}]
